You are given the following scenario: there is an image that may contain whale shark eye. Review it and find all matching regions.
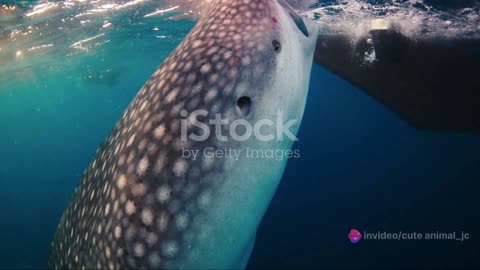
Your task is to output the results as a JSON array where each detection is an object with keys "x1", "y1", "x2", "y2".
[
  {"x1": 272, "y1": 40, "x2": 281, "y2": 53},
  {"x1": 237, "y1": 96, "x2": 252, "y2": 116},
  {"x1": 289, "y1": 12, "x2": 309, "y2": 37}
]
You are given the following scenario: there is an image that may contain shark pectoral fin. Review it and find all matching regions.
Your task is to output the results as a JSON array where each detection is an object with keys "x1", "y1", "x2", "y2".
[{"x1": 313, "y1": 29, "x2": 480, "y2": 132}]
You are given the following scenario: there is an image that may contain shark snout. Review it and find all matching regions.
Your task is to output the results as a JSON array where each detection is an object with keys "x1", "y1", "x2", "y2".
[{"x1": 276, "y1": 0, "x2": 312, "y2": 37}]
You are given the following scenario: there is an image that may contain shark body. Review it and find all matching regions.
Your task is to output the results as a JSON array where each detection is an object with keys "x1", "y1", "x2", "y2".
[{"x1": 49, "y1": 0, "x2": 318, "y2": 269}]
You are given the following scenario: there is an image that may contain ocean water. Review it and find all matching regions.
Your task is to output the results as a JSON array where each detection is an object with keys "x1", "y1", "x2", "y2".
[{"x1": 0, "y1": 0, "x2": 479, "y2": 269}]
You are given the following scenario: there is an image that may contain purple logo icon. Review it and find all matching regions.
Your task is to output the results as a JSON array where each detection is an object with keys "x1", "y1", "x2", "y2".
[{"x1": 348, "y1": 229, "x2": 362, "y2": 243}]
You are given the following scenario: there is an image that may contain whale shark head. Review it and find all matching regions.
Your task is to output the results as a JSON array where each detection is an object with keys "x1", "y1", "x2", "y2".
[
  {"x1": 49, "y1": 1, "x2": 318, "y2": 269},
  {"x1": 173, "y1": 0, "x2": 318, "y2": 145}
]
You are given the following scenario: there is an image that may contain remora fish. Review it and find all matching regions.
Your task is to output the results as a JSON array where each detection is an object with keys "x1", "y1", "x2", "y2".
[{"x1": 48, "y1": 0, "x2": 318, "y2": 269}]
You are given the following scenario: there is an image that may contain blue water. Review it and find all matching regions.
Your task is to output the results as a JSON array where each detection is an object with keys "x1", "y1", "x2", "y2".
[
  {"x1": 249, "y1": 64, "x2": 480, "y2": 268},
  {"x1": 1, "y1": 0, "x2": 479, "y2": 269}
]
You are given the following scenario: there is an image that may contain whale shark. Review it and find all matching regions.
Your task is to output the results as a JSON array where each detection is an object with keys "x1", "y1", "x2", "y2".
[
  {"x1": 48, "y1": 0, "x2": 480, "y2": 268},
  {"x1": 48, "y1": 0, "x2": 317, "y2": 269}
]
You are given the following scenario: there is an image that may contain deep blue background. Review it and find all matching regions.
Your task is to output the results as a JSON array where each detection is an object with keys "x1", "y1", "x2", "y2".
[{"x1": 248, "y1": 64, "x2": 480, "y2": 269}]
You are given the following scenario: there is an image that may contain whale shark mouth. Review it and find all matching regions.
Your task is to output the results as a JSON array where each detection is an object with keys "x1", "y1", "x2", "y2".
[{"x1": 277, "y1": 0, "x2": 310, "y2": 37}]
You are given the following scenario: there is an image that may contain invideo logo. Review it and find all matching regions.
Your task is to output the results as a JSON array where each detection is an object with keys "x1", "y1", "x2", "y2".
[{"x1": 348, "y1": 229, "x2": 362, "y2": 244}]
